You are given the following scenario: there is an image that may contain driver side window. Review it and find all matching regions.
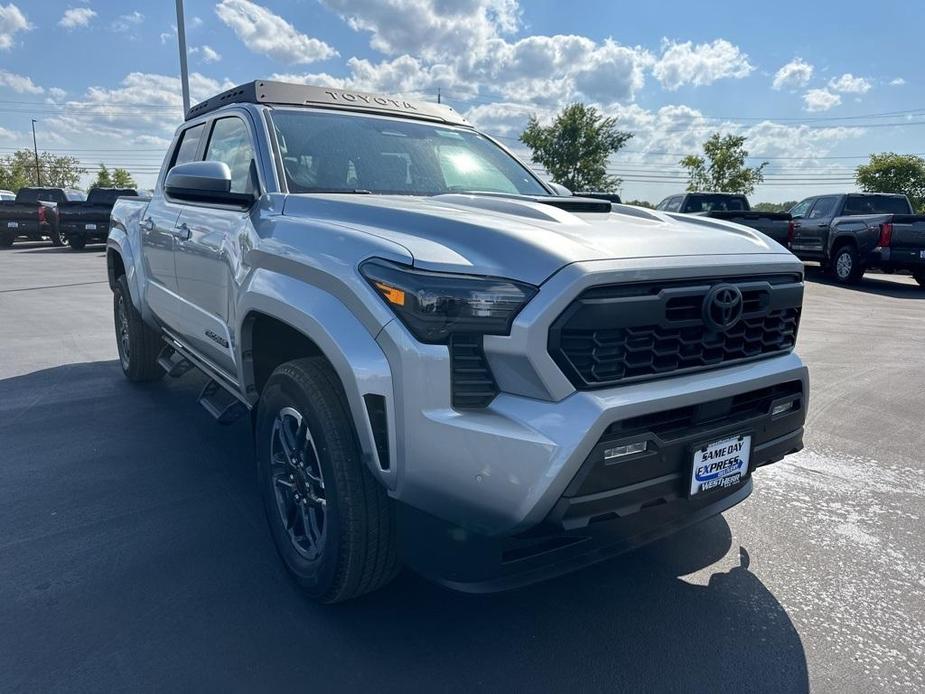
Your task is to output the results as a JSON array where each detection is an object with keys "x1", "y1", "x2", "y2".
[{"x1": 205, "y1": 117, "x2": 257, "y2": 195}]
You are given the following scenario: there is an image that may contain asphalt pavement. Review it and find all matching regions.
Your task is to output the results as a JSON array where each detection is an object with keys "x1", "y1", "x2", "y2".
[{"x1": 0, "y1": 242, "x2": 922, "y2": 693}]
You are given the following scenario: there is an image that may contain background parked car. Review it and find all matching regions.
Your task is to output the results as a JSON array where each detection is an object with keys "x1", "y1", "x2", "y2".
[
  {"x1": 57, "y1": 187, "x2": 138, "y2": 250},
  {"x1": 788, "y1": 193, "x2": 925, "y2": 286},
  {"x1": 0, "y1": 187, "x2": 86, "y2": 247},
  {"x1": 655, "y1": 192, "x2": 792, "y2": 246}
]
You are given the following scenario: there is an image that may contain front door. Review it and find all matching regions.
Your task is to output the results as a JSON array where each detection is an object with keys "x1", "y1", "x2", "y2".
[{"x1": 173, "y1": 115, "x2": 258, "y2": 377}]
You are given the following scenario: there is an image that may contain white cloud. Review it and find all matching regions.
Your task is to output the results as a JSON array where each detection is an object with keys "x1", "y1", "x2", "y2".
[
  {"x1": 828, "y1": 73, "x2": 871, "y2": 94},
  {"x1": 0, "y1": 68, "x2": 42, "y2": 94},
  {"x1": 48, "y1": 87, "x2": 67, "y2": 100},
  {"x1": 0, "y1": 2, "x2": 31, "y2": 49},
  {"x1": 112, "y1": 11, "x2": 144, "y2": 33},
  {"x1": 59, "y1": 7, "x2": 97, "y2": 29},
  {"x1": 216, "y1": 0, "x2": 337, "y2": 64},
  {"x1": 889, "y1": 77, "x2": 906, "y2": 87},
  {"x1": 803, "y1": 88, "x2": 841, "y2": 112},
  {"x1": 320, "y1": 0, "x2": 519, "y2": 60},
  {"x1": 200, "y1": 45, "x2": 221, "y2": 63},
  {"x1": 652, "y1": 39, "x2": 754, "y2": 90},
  {"x1": 772, "y1": 58, "x2": 813, "y2": 90}
]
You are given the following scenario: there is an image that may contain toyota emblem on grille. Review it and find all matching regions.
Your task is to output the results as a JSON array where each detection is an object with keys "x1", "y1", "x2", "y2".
[{"x1": 703, "y1": 284, "x2": 744, "y2": 331}]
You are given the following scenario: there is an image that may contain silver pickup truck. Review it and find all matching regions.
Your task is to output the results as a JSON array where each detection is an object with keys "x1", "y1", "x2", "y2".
[{"x1": 108, "y1": 80, "x2": 809, "y2": 602}]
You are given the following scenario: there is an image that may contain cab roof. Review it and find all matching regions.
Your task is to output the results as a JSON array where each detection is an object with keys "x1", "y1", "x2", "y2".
[{"x1": 186, "y1": 80, "x2": 469, "y2": 127}]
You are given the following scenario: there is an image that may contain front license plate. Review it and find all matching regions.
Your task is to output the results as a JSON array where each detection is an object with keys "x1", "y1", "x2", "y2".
[
  {"x1": 7, "y1": 221, "x2": 18, "y2": 228},
  {"x1": 690, "y1": 434, "x2": 751, "y2": 496},
  {"x1": 85, "y1": 223, "x2": 97, "y2": 230}
]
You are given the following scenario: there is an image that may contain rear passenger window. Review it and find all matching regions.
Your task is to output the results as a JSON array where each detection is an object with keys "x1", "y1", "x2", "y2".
[
  {"x1": 171, "y1": 123, "x2": 205, "y2": 169},
  {"x1": 205, "y1": 117, "x2": 257, "y2": 194},
  {"x1": 808, "y1": 196, "x2": 838, "y2": 219}
]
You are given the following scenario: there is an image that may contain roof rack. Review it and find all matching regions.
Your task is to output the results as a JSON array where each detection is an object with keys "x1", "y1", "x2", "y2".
[{"x1": 185, "y1": 80, "x2": 470, "y2": 126}]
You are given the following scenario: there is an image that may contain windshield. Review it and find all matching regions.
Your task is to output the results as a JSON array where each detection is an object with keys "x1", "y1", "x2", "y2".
[
  {"x1": 270, "y1": 109, "x2": 548, "y2": 196},
  {"x1": 685, "y1": 194, "x2": 747, "y2": 212},
  {"x1": 843, "y1": 195, "x2": 911, "y2": 216}
]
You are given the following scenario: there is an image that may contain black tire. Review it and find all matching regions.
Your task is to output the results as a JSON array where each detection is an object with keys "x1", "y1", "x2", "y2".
[
  {"x1": 831, "y1": 244, "x2": 864, "y2": 284},
  {"x1": 0, "y1": 232, "x2": 13, "y2": 248},
  {"x1": 69, "y1": 237, "x2": 86, "y2": 251},
  {"x1": 50, "y1": 227, "x2": 66, "y2": 247},
  {"x1": 256, "y1": 357, "x2": 399, "y2": 603},
  {"x1": 914, "y1": 270, "x2": 925, "y2": 288},
  {"x1": 113, "y1": 274, "x2": 164, "y2": 381}
]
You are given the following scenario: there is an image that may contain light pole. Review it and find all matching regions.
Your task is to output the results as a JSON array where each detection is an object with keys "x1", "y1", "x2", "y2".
[
  {"x1": 31, "y1": 119, "x2": 41, "y2": 186},
  {"x1": 175, "y1": 0, "x2": 191, "y2": 116}
]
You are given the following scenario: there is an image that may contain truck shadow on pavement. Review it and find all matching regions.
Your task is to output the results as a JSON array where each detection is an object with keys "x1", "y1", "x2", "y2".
[
  {"x1": 803, "y1": 265, "x2": 925, "y2": 300},
  {"x1": 0, "y1": 360, "x2": 808, "y2": 693}
]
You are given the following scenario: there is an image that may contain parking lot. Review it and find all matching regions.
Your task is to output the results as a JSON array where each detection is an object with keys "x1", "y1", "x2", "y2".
[{"x1": 0, "y1": 243, "x2": 922, "y2": 692}]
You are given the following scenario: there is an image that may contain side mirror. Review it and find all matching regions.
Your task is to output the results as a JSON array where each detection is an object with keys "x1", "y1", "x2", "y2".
[
  {"x1": 165, "y1": 161, "x2": 254, "y2": 206},
  {"x1": 547, "y1": 182, "x2": 572, "y2": 196}
]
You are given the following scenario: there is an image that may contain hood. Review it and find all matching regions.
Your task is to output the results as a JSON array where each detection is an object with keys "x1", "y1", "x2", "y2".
[{"x1": 282, "y1": 193, "x2": 790, "y2": 285}]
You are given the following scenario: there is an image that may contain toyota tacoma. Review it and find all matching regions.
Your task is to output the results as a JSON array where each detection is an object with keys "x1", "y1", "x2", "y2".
[{"x1": 108, "y1": 80, "x2": 809, "y2": 602}]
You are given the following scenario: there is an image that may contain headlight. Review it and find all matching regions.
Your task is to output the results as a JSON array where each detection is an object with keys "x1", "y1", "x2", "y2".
[{"x1": 360, "y1": 259, "x2": 537, "y2": 344}]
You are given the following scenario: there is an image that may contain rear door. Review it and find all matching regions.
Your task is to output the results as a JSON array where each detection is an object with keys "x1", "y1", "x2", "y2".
[
  {"x1": 173, "y1": 114, "x2": 259, "y2": 376},
  {"x1": 141, "y1": 122, "x2": 206, "y2": 326}
]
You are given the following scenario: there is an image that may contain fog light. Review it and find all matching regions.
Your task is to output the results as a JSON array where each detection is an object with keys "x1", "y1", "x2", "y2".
[
  {"x1": 772, "y1": 400, "x2": 796, "y2": 416},
  {"x1": 604, "y1": 440, "x2": 647, "y2": 461}
]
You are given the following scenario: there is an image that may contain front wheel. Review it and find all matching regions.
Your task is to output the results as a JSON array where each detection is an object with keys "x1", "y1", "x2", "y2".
[
  {"x1": 914, "y1": 270, "x2": 925, "y2": 288},
  {"x1": 0, "y1": 232, "x2": 13, "y2": 248},
  {"x1": 256, "y1": 357, "x2": 399, "y2": 603},
  {"x1": 50, "y1": 227, "x2": 66, "y2": 247},
  {"x1": 113, "y1": 275, "x2": 164, "y2": 381},
  {"x1": 832, "y1": 245, "x2": 863, "y2": 284},
  {"x1": 69, "y1": 237, "x2": 86, "y2": 251}
]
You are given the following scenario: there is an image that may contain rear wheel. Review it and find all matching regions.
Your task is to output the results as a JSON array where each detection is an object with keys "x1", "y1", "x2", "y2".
[
  {"x1": 832, "y1": 244, "x2": 864, "y2": 284},
  {"x1": 256, "y1": 357, "x2": 399, "y2": 603},
  {"x1": 113, "y1": 274, "x2": 164, "y2": 381},
  {"x1": 0, "y1": 232, "x2": 13, "y2": 248},
  {"x1": 50, "y1": 227, "x2": 66, "y2": 247},
  {"x1": 69, "y1": 237, "x2": 86, "y2": 251},
  {"x1": 914, "y1": 270, "x2": 925, "y2": 288}
]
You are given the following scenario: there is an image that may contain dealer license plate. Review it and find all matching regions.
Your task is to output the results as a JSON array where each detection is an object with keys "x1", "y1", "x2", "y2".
[
  {"x1": 7, "y1": 221, "x2": 18, "y2": 228},
  {"x1": 85, "y1": 223, "x2": 97, "y2": 230},
  {"x1": 690, "y1": 434, "x2": 751, "y2": 496}
]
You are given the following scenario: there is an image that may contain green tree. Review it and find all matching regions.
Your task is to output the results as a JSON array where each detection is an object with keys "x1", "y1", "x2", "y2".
[
  {"x1": 91, "y1": 164, "x2": 113, "y2": 189},
  {"x1": 520, "y1": 103, "x2": 633, "y2": 192},
  {"x1": 752, "y1": 201, "x2": 797, "y2": 213},
  {"x1": 855, "y1": 153, "x2": 925, "y2": 212},
  {"x1": 625, "y1": 199, "x2": 654, "y2": 208},
  {"x1": 680, "y1": 133, "x2": 767, "y2": 195},
  {"x1": 111, "y1": 168, "x2": 137, "y2": 189},
  {"x1": 0, "y1": 149, "x2": 85, "y2": 190}
]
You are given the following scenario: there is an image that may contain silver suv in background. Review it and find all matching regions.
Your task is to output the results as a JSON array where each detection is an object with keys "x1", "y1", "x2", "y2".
[{"x1": 108, "y1": 81, "x2": 809, "y2": 602}]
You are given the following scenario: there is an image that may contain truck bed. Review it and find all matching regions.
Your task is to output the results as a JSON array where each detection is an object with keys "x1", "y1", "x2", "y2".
[{"x1": 699, "y1": 210, "x2": 792, "y2": 246}]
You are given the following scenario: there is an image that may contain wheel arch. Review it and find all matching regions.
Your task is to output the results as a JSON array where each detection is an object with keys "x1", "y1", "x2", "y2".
[{"x1": 238, "y1": 273, "x2": 397, "y2": 488}]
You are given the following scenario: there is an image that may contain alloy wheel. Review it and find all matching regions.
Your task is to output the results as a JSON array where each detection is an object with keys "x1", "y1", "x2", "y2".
[{"x1": 269, "y1": 406, "x2": 327, "y2": 560}]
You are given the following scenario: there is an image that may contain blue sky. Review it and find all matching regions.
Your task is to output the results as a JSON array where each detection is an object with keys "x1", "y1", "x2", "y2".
[{"x1": 1, "y1": 0, "x2": 922, "y2": 201}]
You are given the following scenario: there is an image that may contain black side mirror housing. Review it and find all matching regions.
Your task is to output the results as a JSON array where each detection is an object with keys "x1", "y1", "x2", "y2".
[{"x1": 165, "y1": 161, "x2": 254, "y2": 206}]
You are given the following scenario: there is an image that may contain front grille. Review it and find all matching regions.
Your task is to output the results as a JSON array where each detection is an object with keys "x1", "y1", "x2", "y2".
[
  {"x1": 549, "y1": 274, "x2": 803, "y2": 388},
  {"x1": 449, "y1": 334, "x2": 498, "y2": 409}
]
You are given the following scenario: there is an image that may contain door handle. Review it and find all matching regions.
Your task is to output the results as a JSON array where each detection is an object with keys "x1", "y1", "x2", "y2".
[
  {"x1": 174, "y1": 222, "x2": 191, "y2": 241},
  {"x1": 140, "y1": 217, "x2": 155, "y2": 232}
]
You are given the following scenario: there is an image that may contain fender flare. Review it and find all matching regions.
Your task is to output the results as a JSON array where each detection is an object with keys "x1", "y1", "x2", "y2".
[
  {"x1": 106, "y1": 228, "x2": 141, "y2": 312},
  {"x1": 238, "y1": 269, "x2": 397, "y2": 489}
]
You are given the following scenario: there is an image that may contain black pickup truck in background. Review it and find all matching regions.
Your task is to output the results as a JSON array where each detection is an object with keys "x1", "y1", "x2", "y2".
[
  {"x1": 788, "y1": 193, "x2": 925, "y2": 286},
  {"x1": 655, "y1": 192, "x2": 792, "y2": 246},
  {"x1": 57, "y1": 188, "x2": 138, "y2": 250},
  {"x1": 0, "y1": 187, "x2": 86, "y2": 247}
]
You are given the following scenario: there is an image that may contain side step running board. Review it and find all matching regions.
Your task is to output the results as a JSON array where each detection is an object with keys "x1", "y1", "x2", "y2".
[
  {"x1": 198, "y1": 379, "x2": 249, "y2": 425},
  {"x1": 156, "y1": 346, "x2": 194, "y2": 378}
]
